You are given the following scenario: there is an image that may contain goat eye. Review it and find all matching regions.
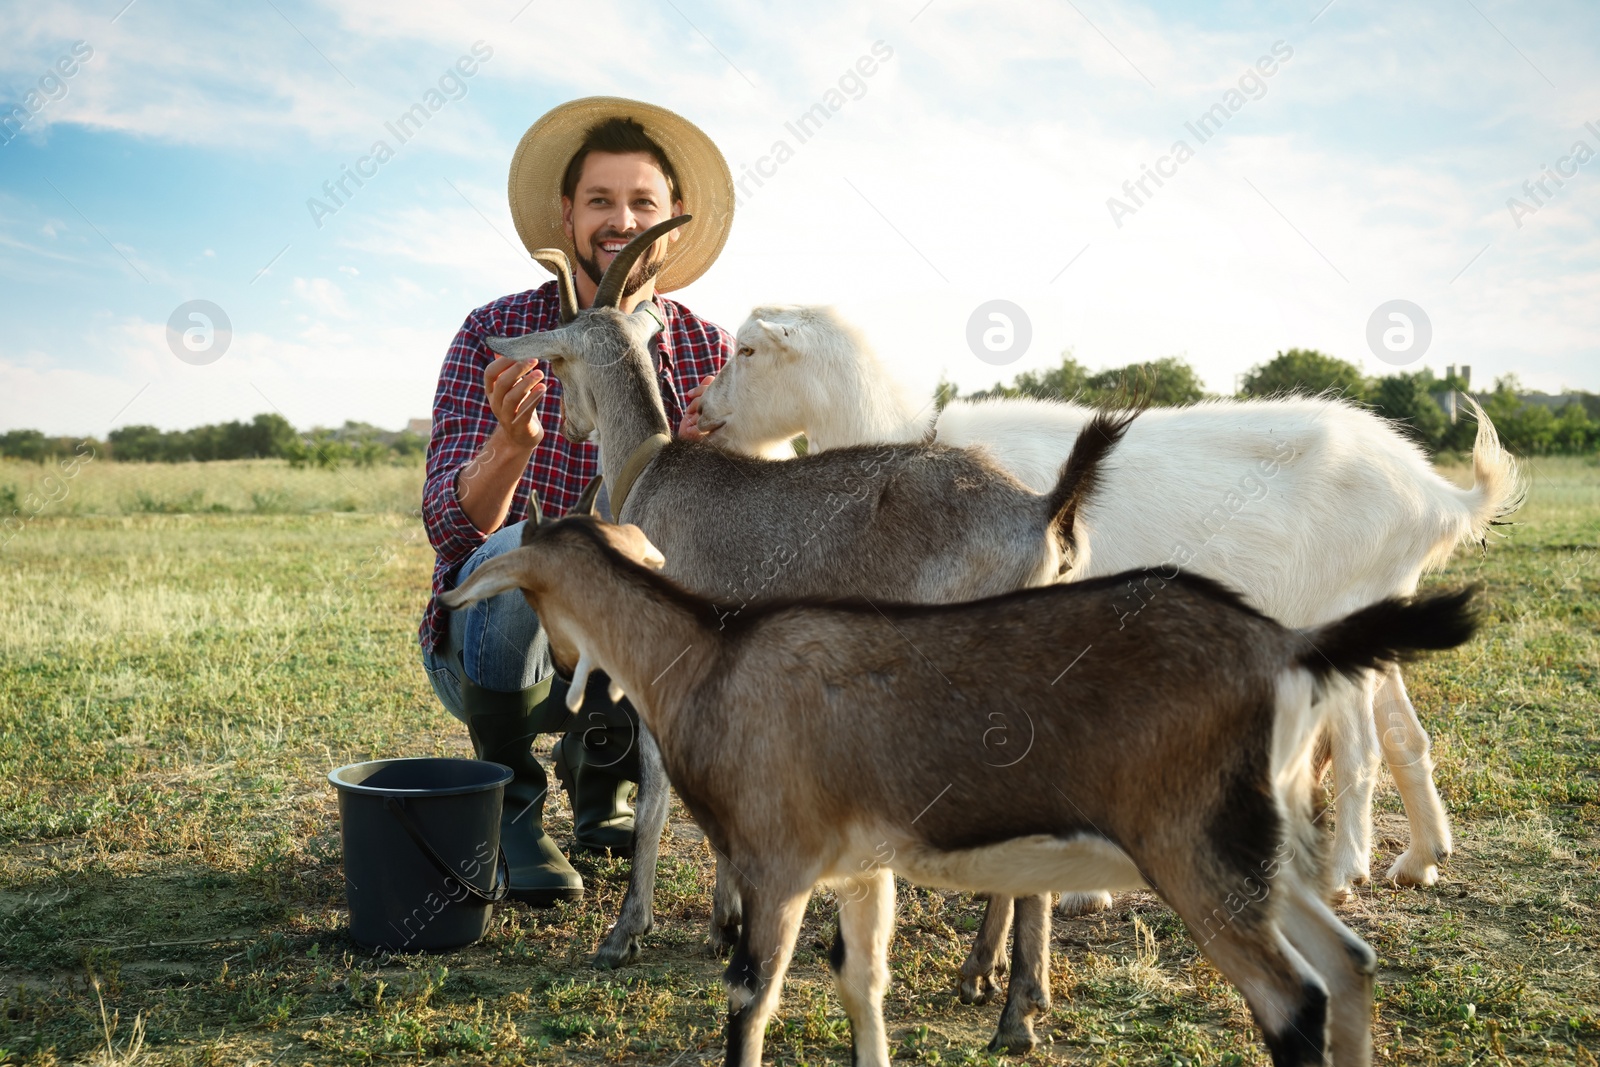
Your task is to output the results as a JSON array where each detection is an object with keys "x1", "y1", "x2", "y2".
[{"x1": 738, "y1": 346, "x2": 754, "y2": 358}]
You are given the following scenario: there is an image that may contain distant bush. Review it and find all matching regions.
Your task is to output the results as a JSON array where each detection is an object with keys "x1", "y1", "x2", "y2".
[
  {"x1": 963, "y1": 352, "x2": 1209, "y2": 407},
  {"x1": 1239, "y1": 349, "x2": 1368, "y2": 401},
  {"x1": 955, "y1": 351, "x2": 1599, "y2": 457},
  {"x1": 1478, "y1": 376, "x2": 1600, "y2": 456},
  {"x1": 0, "y1": 430, "x2": 103, "y2": 464},
  {"x1": 109, "y1": 413, "x2": 299, "y2": 463},
  {"x1": 0, "y1": 414, "x2": 427, "y2": 466},
  {"x1": 1367, "y1": 371, "x2": 1599, "y2": 455},
  {"x1": 132, "y1": 489, "x2": 222, "y2": 514},
  {"x1": 282, "y1": 424, "x2": 425, "y2": 470},
  {"x1": 1368, "y1": 370, "x2": 1449, "y2": 448}
]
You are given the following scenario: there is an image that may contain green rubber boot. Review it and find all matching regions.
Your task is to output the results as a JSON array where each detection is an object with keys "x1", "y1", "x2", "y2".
[
  {"x1": 461, "y1": 673, "x2": 582, "y2": 907},
  {"x1": 552, "y1": 672, "x2": 641, "y2": 857}
]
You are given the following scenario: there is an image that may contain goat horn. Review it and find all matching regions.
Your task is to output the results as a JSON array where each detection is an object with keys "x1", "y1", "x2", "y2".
[
  {"x1": 575, "y1": 474, "x2": 603, "y2": 518},
  {"x1": 530, "y1": 248, "x2": 579, "y2": 324},
  {"x1": 593, "y1": 214, "x2": 692, "y2": 310}
]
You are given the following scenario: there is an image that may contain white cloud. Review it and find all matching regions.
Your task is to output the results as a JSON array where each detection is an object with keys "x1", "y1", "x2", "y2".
[
  {"x1": 2, "y1": 0, "x2": 1597, "y2": 438},
  {"x1": 0, "y1": 305, "x2": 451, "y2": 434},
  {"x1": 1, "y1": 1, "x2": 507, "y2": 151},
  {"x1": 290, "y1": 276, "x2": 355, "y2": 319}
]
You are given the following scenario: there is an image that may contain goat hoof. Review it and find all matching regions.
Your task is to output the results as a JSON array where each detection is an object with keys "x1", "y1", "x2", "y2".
[
  {"x1": 591, "y1": 936, "x2": 640, "y2": 970},
  {"x1": 986, "y1": 1027, "x2": 1036, "y2": 1056},
  {"x1": 1386, "y1": 848, "x2": 1440, "y2": 887},
  {"x1": 708, "y1": 922, "x2": 741, "y2": 957},
  {"x1": 958, "y1": 972, "x2": 997, "y2": 1005},
  {"x1": 1056, "y1": 890, "x2": 1114, "y2": 917},
  {"x1": 592, "y1": 916, "x2": 651, "y2": 969},
  {"x1": 1330, "y1": 858, "x2": 1371, "y2": 892}
]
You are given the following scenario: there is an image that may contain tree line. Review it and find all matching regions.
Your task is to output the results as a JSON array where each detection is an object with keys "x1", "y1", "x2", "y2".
[
  {"x1": 0, "y1": 414, "x2": 428, "y2": 468},
  {"x1": 952, "y1": 348, "x2": 1600, "y2": 456},
  {"x1": 4, "y1": 349, "x2": 1597, "y2": 463}
]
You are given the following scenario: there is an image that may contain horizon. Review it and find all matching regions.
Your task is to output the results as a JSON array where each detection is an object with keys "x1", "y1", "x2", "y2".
[
  {"x1": 4, "y1": 352, "x2": 1581, "y2": 442},
  {"x1": 3, "y1": 0, "x2": 1598, "y2": 437}
]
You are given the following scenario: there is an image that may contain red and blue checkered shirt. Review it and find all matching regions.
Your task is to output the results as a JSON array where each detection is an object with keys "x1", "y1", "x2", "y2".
[{"x1": 419, "y1": 281, "x2": 731, "y2": 651}]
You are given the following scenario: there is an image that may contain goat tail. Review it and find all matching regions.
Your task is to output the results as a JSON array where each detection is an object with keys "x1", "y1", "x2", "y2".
[
  {"x1": 1297, "y1": 587, "x2": 1479, "y2": 685},
  {"x1": 1460, "y1": 395, "x2": 1526, "y2": 538},
  {"x1": 1045, "y1": 407, "x2": 1140, "y2": 563}
]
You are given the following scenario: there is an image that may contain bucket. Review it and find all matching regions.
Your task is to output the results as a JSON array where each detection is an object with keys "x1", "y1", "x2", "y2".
[{"x1": 328, "y1": 758, "x2": 513, "y2": 954}]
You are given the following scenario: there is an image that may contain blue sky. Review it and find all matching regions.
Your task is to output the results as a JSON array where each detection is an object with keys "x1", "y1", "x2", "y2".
[{"x1": 1, "y1": 0, "x2": 1597, "y2": 436}]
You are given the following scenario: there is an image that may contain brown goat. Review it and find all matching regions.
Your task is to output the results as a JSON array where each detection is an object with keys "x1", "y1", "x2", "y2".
[{"x1": 445, "y1": 516, "x2": 1478, "y2": 1067}]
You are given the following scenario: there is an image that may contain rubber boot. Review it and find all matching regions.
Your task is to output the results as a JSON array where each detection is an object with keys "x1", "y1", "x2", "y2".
[
  {"x1": 461, "y1": 672, "x2": 582, "y2": 906},
  {"x1": 552, "y1": 671, "x2": 641, "y2": 857}
]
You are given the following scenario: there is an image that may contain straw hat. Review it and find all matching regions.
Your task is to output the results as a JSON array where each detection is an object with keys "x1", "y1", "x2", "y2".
[{"x1": 507, "y1": 97, "x2": 734, "y2": 293}]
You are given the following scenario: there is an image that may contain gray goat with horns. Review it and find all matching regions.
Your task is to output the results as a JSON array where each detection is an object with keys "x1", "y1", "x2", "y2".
[
  {"x1": 478, "y1": 214, "x2": 1132, "y2": 1051},
  {"x1": 445, "y1": 512, "x2": 1480, "y2": 1067}
]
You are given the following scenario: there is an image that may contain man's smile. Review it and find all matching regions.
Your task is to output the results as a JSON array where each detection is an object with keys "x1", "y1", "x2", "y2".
[{"x1": 595, "y1": 233, "x2": 637, "y2": 264}]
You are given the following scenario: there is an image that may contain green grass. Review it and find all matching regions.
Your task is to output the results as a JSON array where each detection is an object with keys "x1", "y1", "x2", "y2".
[
  {"x1": 0, "y1": 457, "x2": 1596, "y2": 1065},
  {"x1": 0, "y1": 457, "x2": 423, "y2": 521}
]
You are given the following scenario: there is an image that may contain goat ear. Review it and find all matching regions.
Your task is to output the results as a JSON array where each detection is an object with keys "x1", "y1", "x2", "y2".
[
  {"x1": 441, "y1": 550, "x2": 537, "y2": 609},
  {"x1": 484, "y1": 333, "x2": 562, "y2": 363},
  {"x1": 755, "y1": 319, "x2": 792, "y2": 344},
  {"x1": 575, "y1": 475, "x2": 603, "y2": 518}
]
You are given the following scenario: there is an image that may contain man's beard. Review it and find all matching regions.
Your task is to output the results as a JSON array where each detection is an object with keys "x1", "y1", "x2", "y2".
[{"x1": 576, "y1": 231, "x2": 665, "y2": 300}]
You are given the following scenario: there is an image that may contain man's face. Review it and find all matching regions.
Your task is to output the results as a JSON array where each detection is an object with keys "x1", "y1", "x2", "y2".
[{"x1": 562, "y1": 150, "x2": 683, "y2": 299}]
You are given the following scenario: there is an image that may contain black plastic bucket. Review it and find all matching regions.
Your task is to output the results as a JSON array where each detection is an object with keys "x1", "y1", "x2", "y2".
[{"x1": 328, "y1": 758, "x2": 513, "y2": 954}]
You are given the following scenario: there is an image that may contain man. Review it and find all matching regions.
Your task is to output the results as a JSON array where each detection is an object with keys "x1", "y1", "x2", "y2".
[{"x1": 419, "y1": 98, "x2": 734, "y2": 904}]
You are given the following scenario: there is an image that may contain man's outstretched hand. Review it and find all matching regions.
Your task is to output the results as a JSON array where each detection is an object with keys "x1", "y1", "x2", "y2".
[
  {"x1": 485, "y1": 356, "x2": 548, "y2": 450},
  {"x1": 679, "y1": 374, "x2": 716, "y2": 439},
  {"x1": 456, "y1": 356, "x2": 548, "y2": 535}
]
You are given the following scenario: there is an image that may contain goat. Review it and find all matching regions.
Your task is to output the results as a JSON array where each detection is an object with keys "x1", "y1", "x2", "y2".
[
  {"x1": 698, "y1": 303, "x2": 1522, "y2": 901},
  {"x1": 445, "y1": 512, "x2": 1480, "y2": 1067},
  {"x1": 478, "y1": 217, "x2": 1135, "y2": 1023}
]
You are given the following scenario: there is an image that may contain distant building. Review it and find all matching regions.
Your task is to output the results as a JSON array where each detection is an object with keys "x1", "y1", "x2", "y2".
[
  {"x1": 406, "y1": 418, "x2": 431, "y2": 437},
  {"x1": 1437, "y1": 364, "x2": 1471, "y2": 423}
]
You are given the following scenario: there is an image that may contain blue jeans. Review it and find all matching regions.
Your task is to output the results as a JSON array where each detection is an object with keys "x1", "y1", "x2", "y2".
[{"x1": 421, "y1": 521, "x2": 552, "y2": 723}]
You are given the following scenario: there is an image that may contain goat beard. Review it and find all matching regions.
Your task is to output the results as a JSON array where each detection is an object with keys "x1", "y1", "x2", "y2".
[{"x1": 575, "y1": 232, "x2": 666, "y2": 300}]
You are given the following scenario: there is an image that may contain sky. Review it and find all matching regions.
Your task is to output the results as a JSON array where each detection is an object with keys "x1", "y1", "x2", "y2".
[{"x1": 1, "y1": 0, "x2": 1597, "y2": 437}]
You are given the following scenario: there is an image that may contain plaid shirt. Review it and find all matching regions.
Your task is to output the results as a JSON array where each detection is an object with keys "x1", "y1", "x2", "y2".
[{"x1": 419, "y1": 281, "x2": 731, "y2": 651}]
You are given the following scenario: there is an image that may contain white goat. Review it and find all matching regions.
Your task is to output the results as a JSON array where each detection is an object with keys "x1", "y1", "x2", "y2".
[{"x1": 699, "y1": 304, "x2": 1523, "y2": 904}]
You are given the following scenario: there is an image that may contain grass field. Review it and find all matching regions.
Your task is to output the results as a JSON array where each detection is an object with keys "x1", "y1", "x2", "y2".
[
  {"x1": 0, "y1": 455, "x2": 1596, "y2": 1065},
  {"x1": 0, "y1": 457, "x2": 423, "y2": 520}
]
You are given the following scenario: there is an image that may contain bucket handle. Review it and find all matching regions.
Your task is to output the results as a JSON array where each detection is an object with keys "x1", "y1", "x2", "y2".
[{"x1": 384, "y1": 796, "x2": 510, "y2": 905}]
